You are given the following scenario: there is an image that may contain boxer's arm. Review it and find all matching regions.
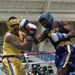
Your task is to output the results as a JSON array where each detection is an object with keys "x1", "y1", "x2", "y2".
[
  {"x1": 5, "y1": 32, "x2": 33, "y2": 51},
  {"x1": 59, "y1": 20, "x2": 75, "y2": 38},
  {"x1": 34, "y1": 32, "x2": 46, "y2": 44}
]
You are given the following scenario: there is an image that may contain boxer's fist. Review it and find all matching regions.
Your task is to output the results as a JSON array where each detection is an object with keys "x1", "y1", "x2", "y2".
[
  {"x1": 20, "y1": 19, "x2": 37, "y2": 41},
  {"x1": 20, "y1": 19, "x2": 29, "y2": 29},
  {"x1": 26, "y1": 23, "x2": 37, "y2": 42},
  {"x1": 51, "y1": 32, "x2": 67, "y2": 42}
]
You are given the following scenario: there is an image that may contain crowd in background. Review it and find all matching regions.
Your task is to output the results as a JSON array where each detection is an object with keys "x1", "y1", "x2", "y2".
[
  {"x1": 25, "y1": 63, "x2": 54, "y2": 75},
  {"x1": 32, "y1": 64, "x2": 54, "y2": 75},
  {"x1": 20, "y1": 54, "x2": 54, "y2": 75}
]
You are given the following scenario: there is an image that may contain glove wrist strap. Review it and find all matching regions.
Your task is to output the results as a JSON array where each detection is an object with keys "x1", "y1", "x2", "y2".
[{"x1": 26, "y1": 36, "x2": 34, "y2": 42}]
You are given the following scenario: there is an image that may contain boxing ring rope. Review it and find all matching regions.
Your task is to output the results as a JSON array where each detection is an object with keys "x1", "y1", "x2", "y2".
[
  {"x1": 20, "y1": 52, "x2": 55, "y2": 75},
  {"x1": 20, "y1": 51, "x2": 55, "y2": 56},
  {"x1": 0, "y1": 51, "x2": 55, "y2": 61},
  {"x1": 20, "y1": 51, "x2": 55, "y2": 65},
  {"x1": 0, "y1": 52, "x2": 55, "y2": 64},
  {"x1": 0, "y1": 52, "x2": 55, "y2": 75}
]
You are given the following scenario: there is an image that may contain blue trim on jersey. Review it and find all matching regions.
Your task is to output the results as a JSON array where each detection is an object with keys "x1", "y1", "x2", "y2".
[{"x1": 6, "y1": 57, "x2": 14, "y2": 75}]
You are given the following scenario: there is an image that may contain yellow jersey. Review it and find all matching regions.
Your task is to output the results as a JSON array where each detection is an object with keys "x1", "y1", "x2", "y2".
[{"x1": 3, "y1": 31, "x2": 24, "y2": 56}]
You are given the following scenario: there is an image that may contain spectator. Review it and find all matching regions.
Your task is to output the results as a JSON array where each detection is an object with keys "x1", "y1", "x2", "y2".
[{"x1": 47, "y1": 64, "x2": 54, "y2": 75}]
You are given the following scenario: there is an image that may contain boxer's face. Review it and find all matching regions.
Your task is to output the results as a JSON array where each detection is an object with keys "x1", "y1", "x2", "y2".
[
  {"x1": 11, "y1": 24, "x2": 19, "y2": 34},
  {"x1": 40, "y1": 19, "x2": 47, "y2": 28}
]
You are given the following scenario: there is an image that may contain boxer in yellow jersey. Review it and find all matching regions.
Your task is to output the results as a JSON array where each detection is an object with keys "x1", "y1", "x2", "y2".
[{"x1": 2, "y1": 16, "x2": 37, "y2": 75}]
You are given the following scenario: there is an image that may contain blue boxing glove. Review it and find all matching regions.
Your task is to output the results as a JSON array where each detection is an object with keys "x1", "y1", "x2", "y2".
[
  {"x1": 51, "y1": 32, "x2": 67, "y2": 42},
  {"x1": 20, "y1": 19, "x2": 29, "y2": 29}
]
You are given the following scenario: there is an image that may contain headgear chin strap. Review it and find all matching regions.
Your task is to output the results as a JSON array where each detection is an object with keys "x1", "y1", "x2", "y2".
[{"x1": 6, "y1": 19, "x2": 20, "y2": 32}]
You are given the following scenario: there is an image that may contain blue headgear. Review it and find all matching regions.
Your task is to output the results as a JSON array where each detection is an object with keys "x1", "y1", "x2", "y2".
[{"x1": 38, "y1": 12, "x2": 54, "y2": 28}]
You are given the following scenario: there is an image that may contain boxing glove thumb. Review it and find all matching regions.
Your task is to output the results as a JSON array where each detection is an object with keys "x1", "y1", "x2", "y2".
[{"x1": 20, "y1": 19, "x2": 29, "y2": 29}]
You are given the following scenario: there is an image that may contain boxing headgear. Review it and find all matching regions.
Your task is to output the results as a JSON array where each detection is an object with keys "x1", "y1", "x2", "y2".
[
  {"x1": 38, "y1": 12, "x2": 54, "y2": 28},
  {"x1": 6, "y1": 19, "x2": 20, "y2": 32}
]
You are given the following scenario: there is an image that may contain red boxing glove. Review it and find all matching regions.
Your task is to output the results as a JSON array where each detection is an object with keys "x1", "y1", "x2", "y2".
[{"x1": 26, "y1": 23, "x2": 37, "y2": 42}]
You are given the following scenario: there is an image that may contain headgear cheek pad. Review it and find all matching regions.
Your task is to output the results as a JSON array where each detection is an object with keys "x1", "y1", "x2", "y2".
[{"x1": 6, "y1": 19, "x2": 20, "y2": 32}]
